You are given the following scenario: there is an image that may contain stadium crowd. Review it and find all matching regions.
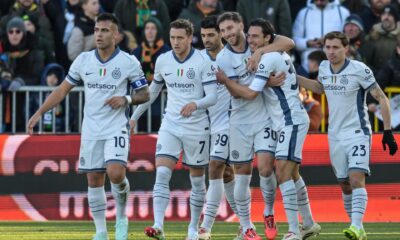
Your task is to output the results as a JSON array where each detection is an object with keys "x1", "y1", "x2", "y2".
[{"x1": 1, "y1": 0, "x2": 400, "y2": 133}]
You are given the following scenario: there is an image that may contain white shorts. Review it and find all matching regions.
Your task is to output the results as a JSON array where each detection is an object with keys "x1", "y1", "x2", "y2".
[
  {"x1": 78, "y1": 135, "x2": 130, "y2": 173},
  {"x1": 275, "y1": 124, "x2": 308, "y2": 163},
  {"x1": 229, "y1": 121, "x2": 277, "y2": 164},
  {"x1": 329, "y1": 135, "x2": 371, "y2": 181},
  {"x1": 210, "y1": 130, "x2": 229, "y2": 162},
  {"x1": 156, "y1": 128, "x2": 210, "y2": 168}
]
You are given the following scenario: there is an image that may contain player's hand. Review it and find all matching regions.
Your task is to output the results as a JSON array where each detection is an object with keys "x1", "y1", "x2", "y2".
[
  {"x1": 27, "y1": 113, "x2": 41, "y2": 134},
  {"x1": 216, "y1": 68, "x2": 228, "y2": 84},
  {"x1": 247, "y1": 48, "x2": 262, "y2": 72},
  {"x1": 266, "y1": 71, "x2": 286, "y2": 87},
  {"x1": 104, "y1": 96, "x2": 127, "y2": 109},
  {"x1": 129, "y1": 119, "x2": 136, "y2": 135},
  {"x1": 382, "y1": 130, "x2": 398, "y2": 155},
  {"x1": 180, "y1": 102, "x2": 197, "y2": 117}
]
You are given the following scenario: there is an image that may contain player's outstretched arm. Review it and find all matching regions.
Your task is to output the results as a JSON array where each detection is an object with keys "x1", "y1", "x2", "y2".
[
  {"x1": 369, "y1": 83, "x2": 398, "y2": 155},
  {"x1": 130, "y1": 82, "x2": 163, "y2": 122},
  {"x1": 27, "y1": 80, "x2": 74, "y2": 134},
  {"x1": 217, "y1": 69, "x2": 258, "y2": 100},
  {"x1": 247, "y1": 35, "x2": 295, "y2": 72},
  {"x1": 297, "y1": 75, "x2": 324, "y2": 94}
]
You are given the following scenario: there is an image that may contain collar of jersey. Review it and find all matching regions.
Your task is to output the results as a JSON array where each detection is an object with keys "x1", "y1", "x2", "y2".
[
  {"x1": 226, "y1": 41, "x2": 249, "y2": 54},
  {"x1": 205, "y1": 50, "x2": 216, "y2": 62},
  {"x1": 330, "y1": 58, "x2": 350, "y2": 74},
  {"x1": 95, "y1": 47, "x2": 120, "y2": 64},
  {"x1": 172, "y1": 47, "x2": 195, "y2": 63}
]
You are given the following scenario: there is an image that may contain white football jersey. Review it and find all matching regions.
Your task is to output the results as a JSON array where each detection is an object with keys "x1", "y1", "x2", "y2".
[
  {"x1": 216, "y1": 44, "x2": 268, "y2": 124},
  {"x1": 250, "y1": 52, "x2": 309, "y2": 130},
  {"x1": 200, "y1": 49, "x2": 230, "y2": 134},
  {"x1": 66, "y1": 48, "x2": 147, "y2": 140},
  {"x1": 318, "y1": 59, "x2": 376, "y2": 139},
  {"x1": 153, "y1": 48, "x2": 216, "y2": 125}
]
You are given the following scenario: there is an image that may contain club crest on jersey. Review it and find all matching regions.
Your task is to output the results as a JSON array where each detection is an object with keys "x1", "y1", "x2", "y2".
[
  {"x1": 340, "y1": 75, "x2": 349, "y2": 85},
  {"x1": 186, "y1": 68, "x2": 195, "y2": 79},
  {"x1": 99, "y1": 68, "x2": 107, "y2": 77},
  {"x1": 112, "y1": 68, "x2": 121, "y2": 79}
]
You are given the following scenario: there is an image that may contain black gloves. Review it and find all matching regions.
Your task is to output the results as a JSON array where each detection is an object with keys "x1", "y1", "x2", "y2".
[{"x1": 382, "y1": 130, "x2": 398, "y2": 156}]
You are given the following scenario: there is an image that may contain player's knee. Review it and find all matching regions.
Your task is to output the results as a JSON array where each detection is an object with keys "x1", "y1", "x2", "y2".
[
  {"x1": 349, "y1": 178, "x2": 365, "y2": 189},
  {"x1": 223, "y1": 168, "x2": 234, "y2": 183},
  {"x1": 108, "y1": 171, "x2": 125, "y2": 184},
  {"x1": 208, "y1": 161, "x2": 225, "y2": 179},
  {"x1": 258, "y1": 167, "x2": 274, "y2": 177}
]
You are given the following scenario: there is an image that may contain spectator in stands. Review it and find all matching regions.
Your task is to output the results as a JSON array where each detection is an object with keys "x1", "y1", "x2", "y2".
[
  {"x1": 375, "y1": 35, "x2": 400, "y2": 90},
  {"x1": 114, "y1": 0, "x2": 171, "y2": 42},
  {"x1": 0, "y1": 0, "x2": 54, "y2": 49},
  {"x1": 132, "y1": 17, "x2": 170, "y2": 132},
  {"x1": 365, "y1": 4, "x2": 400, "y2": 72},
  {"x1": 343, "y1": 14, "x2": 369, "y2": 61},
  {"x1": 360, "y1": 0, "x2": 391, "y2": 34},
  {"x1": 67, "y1": 0, "x2": 99, "y2": 61},
  {"x1": 299, "y1": 87, "x2": 322, "y2": 132},
  {"x1": 179, "y1": 0, "x2": 224, "y2": 48},
  {"x1": 293, "y1": 0, "x2": 349, "y2": 71},
  {"x1": 116, "y1": 25, "x2": 137, "y2": 53},
  {"x1": 22, "y1": 14, "x2": 55, "y2": 64},
  {"x1": 236, "y1": 0, "x2": 292, "y2": 37}
]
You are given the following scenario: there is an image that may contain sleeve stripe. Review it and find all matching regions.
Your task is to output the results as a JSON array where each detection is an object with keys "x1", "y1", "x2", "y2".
[
  {"x1": 66, "y1": 74, "x2": 81, "y2": 84},
  {"x1": 202, "y1": 80, "x2": 217, "y2": 85},
  {"x1": 153, "y1": 79, "x2": 164, "y2": 84},
  {"x1": 255, "y1": 75, "x2": 269, "y2": 81},
  {"x1": 365, "y1": 81, "x2": 377, "y2": 91}
]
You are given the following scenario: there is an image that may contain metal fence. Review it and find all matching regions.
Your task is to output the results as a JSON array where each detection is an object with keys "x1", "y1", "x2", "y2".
[
  {"x1": 1, "y1": 86, "x2": 399, "y2": 134},
  {"x1": 0, "y1": 86, "x2": 167, "y2": 134}
]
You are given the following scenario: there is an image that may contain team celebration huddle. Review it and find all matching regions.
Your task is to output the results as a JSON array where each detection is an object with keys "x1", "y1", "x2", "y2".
[{"x1": 27, "y1": 9, "x2": 398, "y2": 240}]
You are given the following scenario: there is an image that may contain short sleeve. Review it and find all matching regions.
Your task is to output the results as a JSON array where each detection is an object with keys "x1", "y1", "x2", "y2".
[
  {"x1": 216, "y1": 51, "x2": 237, "y2": 79},
  {"x1": 66, "y1": 54, "x2": 83, "y2": 85},
  {"x1": 128, "y1": 56, "x2": 148, "y2": 90},
  {"x1": 201, "y1": 60, "x2": 217, "y2": 86},
  {"x1": 152, "y1": 56, "x2": 165, "y2": 84},
  {"x1": 358, "y1": 64, "x2": 376, "y2": 90},
  {"x1": 249, "y1": 55, "x2": 275, "y2": 92}
]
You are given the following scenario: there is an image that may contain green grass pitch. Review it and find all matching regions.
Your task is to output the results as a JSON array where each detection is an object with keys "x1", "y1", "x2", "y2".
[{"x1": 0, "y1": 221, "x2": 399, "y2": 239}]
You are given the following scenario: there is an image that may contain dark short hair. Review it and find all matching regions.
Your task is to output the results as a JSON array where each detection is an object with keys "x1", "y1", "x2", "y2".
[
  {"x1": 96, "y1": 13, "x2": 119, "y2": 26},
  {"x1": 201, "y1": 15, "x2": 219, "y2": 32},
  {"x1": 324, "y1": 31, "x2": 349, "y2": 47},
  {"x1": 308, "y1": 50, "x2": 327, "y2": 64},
  {"x1": 170, "y1": 19, "x2": 194, "y2": 36},
  {"x1": 248, "y1": 18, "x2": 275, "y2": 43},
  {"x1": 217, "y1": 12, "x2": 243, "y2": 26}
]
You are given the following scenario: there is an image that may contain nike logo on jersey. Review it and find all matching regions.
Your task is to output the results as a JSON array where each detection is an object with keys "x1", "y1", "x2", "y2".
[
  {"x1": 85, "y1": 72, "x2": 94, "y2": 75},
  {"x1": 355, "y1": 162, "x2": 364, "y2": 165},
  {"x1": 196, "y1": 159, "x2": 206, "y2": 163},
  {"x1": 233, "y1": 65, "x2": 241, "y2": 69},
  {"x1": 215, "y1": 151, "x2": 223, "y2": 154},
  {"x1": 115, "y1": 154, "x2": 124, "y2": 157},
  {"x1": 268, "y1": 145, "x2": 275, "y2": 148},
  {"x1": 164, "y1": 73, "x2": 173, "y2": 76}
]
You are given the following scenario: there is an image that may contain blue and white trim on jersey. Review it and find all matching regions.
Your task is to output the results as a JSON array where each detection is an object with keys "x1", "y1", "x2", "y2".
[{"x1": 272, "y1": 87, "x2": 293, "y2": 126}]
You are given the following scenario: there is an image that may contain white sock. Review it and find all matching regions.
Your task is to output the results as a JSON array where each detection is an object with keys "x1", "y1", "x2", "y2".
[
  {"x1": 111, "y1": 177, "x2": 130, "y2": 220},
  {"x1": 88, "y1": 186, "x2": 107, "y2": 233},
  {"x1": 201, "y1": 179, "x2": 224, "y2": 231},
  {"x1": 234, "y1": 174, "x2": 252, "y2": 231},
  {"x1": 153, "y1": 166, "x2": 172, "y2": 229},
  {"x1": 295, "y1": 177, "x2": 314, "y2": 229},
  {"x1": 224, "y1": 179, "x2": 238, "y2": 215},
  {"x1": 351, "y1": 188, "x2": 368, "y2": 229},
  {"x1": 260, "y1": 173, "x2": 277, "y2": 216},
  {"x1": 280, "y1": 180, "x2": 299, "y2": 234},
  {"x1": 342, "y1": 192, "x2": 352, "y2": 220},
  {"x1": 188, "y1": 175, "x2": 206, "y2": 234}
]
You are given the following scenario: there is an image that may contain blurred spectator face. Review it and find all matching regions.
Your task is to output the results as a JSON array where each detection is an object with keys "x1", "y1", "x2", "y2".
[
  {"x1": 247, "y1": 26, "x2": 269, "y2": 52},
  {"x1": 82, "y1": 0, "x2": 100, "y2": 17},
  {"x1": 201, "y1": 27, "x2": 220, "y2": 52},
  {"x1": 308, "y1": 59, "x2": 320, "y2": 73},
  {"x1": 46, "y1": 74, "x2": 59, "y2": 86},
  {"x1": 94, "y1": 20, "x2": 117, "y2": 50},
  {"x1": 18, "y1": 0, "x2": 34, "y2": 8},
  {"x1": 7, "y1": 28, "x2": 24, "y2": 46},
  {"x1": 200, "y1": 0, "x2": 218, "y2": 8},
  {"x1": 314, "y1": 0, "x2": 329, "y2": 9},
  {"x1": 144, "y1": 22, "x2": 158, "y2": 44},
  {"x1": 381, "y1": 12, "x2": 396, "y2": 31},
  {"x1": 371, "y1": 0, "x2": 391, "y2": 12},
  {"x1": 170, "y1": 28, "x2": 192, "y2": 56},
  {"x1": 344, "y1": 23, "x2": 361, "y2": 40},
  {"x1": 24, "y1": 20, "x2": 36, "y2": 34},
  {"x1": 219, "y1": 20, "x2": 243, "y2": 47},
  {"x1": 324, "y1": 38, "x2": 348, "y2": 65}
]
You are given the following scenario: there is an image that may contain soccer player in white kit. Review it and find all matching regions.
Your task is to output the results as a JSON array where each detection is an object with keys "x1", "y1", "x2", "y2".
[
  {"x1": 217, "y1": 19, "x2": 318, "y2": 240},
  {"x1": 298, "y1": 31, "x2": 398, "y2": 240},
  {"x1": 27, "y1": 13, "x2": 150, "y2": 240},
  {"x1": 129, "y1": 19, "x2": 217, "y2": 240},
  {"x1": 215, "y1": 12, "x2": 295, "y2": 240}
]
